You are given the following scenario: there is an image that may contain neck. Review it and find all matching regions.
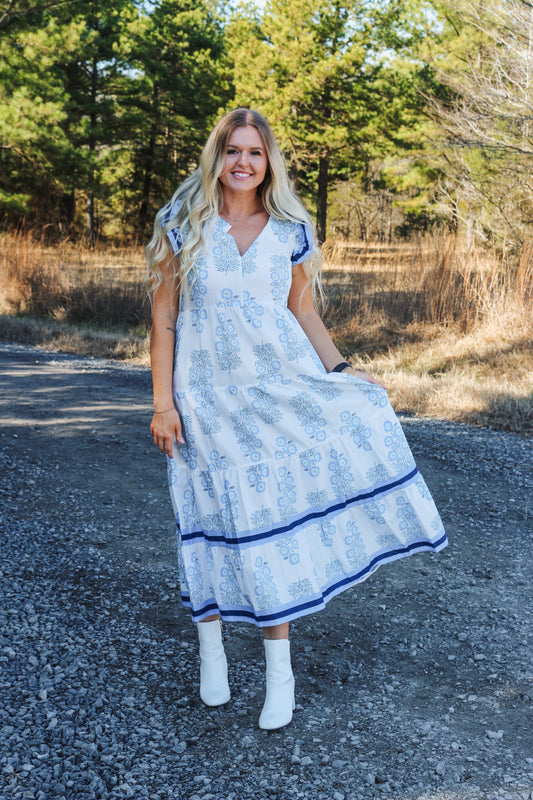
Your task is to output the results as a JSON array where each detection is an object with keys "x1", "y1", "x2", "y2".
[{"x1": 220, "y1": 190, "x2": 263, "y2": 221}]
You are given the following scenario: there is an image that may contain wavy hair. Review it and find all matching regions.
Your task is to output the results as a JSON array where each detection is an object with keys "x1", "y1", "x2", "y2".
[{"x1": 145, "y1": 108, "x2": 322, "y2": 300}]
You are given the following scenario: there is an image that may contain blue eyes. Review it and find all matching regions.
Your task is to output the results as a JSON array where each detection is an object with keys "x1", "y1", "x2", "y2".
[{"x1": 227, "y1": 149, "x2": 262, "y2": 156}]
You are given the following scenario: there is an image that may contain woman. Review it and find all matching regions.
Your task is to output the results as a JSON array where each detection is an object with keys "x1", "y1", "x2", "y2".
[{"x1": 146, "y1": 108, "x2": 446, "y2": 730}]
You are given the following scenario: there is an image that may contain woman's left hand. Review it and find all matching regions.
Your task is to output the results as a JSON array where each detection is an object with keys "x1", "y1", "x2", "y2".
[{"x1": 344, "y1": 367, "x2": 387, "y2": 391}]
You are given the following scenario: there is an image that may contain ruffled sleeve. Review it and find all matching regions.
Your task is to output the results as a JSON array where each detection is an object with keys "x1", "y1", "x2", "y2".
[
  {"x1": 291, "y1": 222, "x2": 314, "y2": 265},
  {"x1": 160, "y1": 198, "x2": 184, "y2": 256}
]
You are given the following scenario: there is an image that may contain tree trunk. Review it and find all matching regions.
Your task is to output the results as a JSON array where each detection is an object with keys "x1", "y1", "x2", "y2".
[
  {"x1": 86, "y1": 53, "x2": 98, "y2": 248},
  {"x1": 86, "y1": 194, "x2": 95, "y2": 247},
  {"x1": 316, "y1": 154, "x2": 329, "y2": 244},
  {"x1": 139, "y1": 84, "x2": 159, "y2": 235},
  {"x1": 60, "y1": 189, "x2": 75, "y2": 237}
]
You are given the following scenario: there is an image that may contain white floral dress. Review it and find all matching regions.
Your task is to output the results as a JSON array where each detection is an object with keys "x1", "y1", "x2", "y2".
[{"x1": 162, "y1": 204, "x2": 447, "y2": 627}]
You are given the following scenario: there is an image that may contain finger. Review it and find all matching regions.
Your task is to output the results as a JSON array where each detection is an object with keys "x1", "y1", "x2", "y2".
[
  {"x1": 162, "y1": 435, "x2": 174, "y2": 458},
  {"x1": 351, "y1": 370, "x2": 387, "y2": 391},
  {"x1": 368, "y1": 377, "x2": 387, "y2": 390}
]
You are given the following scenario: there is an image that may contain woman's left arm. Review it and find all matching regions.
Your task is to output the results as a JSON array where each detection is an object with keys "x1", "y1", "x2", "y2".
[{"x1": 287, "y1": 263, "x2": 386, "y2": 389}]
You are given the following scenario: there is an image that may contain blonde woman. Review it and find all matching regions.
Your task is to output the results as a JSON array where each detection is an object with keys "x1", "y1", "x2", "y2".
[{"x1": 146, "y1": 108, "x2": 446, "y2": 730}]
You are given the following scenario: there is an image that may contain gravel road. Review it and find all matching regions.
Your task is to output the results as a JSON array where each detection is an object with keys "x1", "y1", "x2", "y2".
[{"x1": 1, "y1": 342, "x2": 532, "y2": 800}]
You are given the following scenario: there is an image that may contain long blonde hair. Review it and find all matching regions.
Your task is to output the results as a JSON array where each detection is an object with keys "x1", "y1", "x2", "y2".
[{"x1": 145, "y1": 108, "x2": 322, "y2": 299}]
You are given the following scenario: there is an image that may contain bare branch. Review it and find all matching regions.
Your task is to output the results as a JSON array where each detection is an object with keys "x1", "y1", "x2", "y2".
[
  {"x1": 0, "y1": 0, "x2": 81, "y2": 32},
  {"x1": 427, "y1": 0, "x2": 533, "y2": 244}
]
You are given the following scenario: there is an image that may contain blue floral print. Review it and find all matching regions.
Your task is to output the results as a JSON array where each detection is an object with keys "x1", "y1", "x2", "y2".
[
  {"x1": 328, "y1": 449, "x2": 355, "y2": 498},
  {"x1": 188, "y1": 350, "x2": 220, "y2": 435},
  {"x1": 230, "y1": 408, "x2": 262, "y2": 462},
  {"x1": 253, "y1": 343, "x2": 290, "y2": 389},
  {"x1": 214, "y1": 310, "x2": 241, "y2": 371},
  {"x1": 339, "y1": 410, "x2": 372, "y2": 450},
  {"x1": 163, "y1": 210, "x2": 446, "y2": 626},
  {"x1": 289, "y1": 392, "x2": 327, "y2": 442}
]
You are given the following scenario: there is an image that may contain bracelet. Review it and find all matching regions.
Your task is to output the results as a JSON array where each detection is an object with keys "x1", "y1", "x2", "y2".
[
  {"x1": 153, "y1": 406, "x2": 175, "y2": 414},
  {"x1": 331, "y1": 361, "x2": 351, "y2": 373}
]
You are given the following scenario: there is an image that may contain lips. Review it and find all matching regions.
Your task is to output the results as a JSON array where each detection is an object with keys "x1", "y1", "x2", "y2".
[{"x1": 232, "y1": 171, "x2": 252, "y2": 179}]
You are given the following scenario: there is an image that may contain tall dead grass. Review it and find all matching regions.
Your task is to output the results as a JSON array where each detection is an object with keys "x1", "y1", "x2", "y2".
[
  {"x1": 321, "y1": 235, "x2": 533, "y2": 334},
  {"x1": 0, "y1": 232, "x2": 150, "y2": 328},
  {"x1": 1, "y1": 231, "x2": 532, "y2": 433},
  {"x1": 321, "y1": 236, "x2": 533, "y2": 434}
]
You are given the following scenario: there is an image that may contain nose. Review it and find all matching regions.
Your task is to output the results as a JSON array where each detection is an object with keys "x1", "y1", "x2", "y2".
[{"x1": 237, "y1": 150, "x2": 250, "y2": 167}]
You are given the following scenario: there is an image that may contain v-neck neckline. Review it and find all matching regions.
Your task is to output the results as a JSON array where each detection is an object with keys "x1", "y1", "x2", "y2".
[{"x1": 218, "y1": 214, "x2": 271, "y2": 259}]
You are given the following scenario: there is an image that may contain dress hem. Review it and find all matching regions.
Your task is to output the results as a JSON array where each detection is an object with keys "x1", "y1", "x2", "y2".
[
  {"x1": 178, "y1": 464, "x2": 419, "y2": 547},
  {"x1": 180, "y1": 530, "x2": 448, "y2": 627}
]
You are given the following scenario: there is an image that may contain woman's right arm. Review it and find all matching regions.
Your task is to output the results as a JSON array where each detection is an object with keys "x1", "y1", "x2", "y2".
[{"x1": 149, "y1": 258, "x2": 185, "y2": 457}]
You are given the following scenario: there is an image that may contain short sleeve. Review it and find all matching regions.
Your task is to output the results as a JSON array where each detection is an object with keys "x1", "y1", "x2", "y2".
[
  {"x1": 160, "y1": 198, "x2": 183, "y2": 256},
  {"x1": 291, "y1": 222, "x2": 314, "y2": 265}
]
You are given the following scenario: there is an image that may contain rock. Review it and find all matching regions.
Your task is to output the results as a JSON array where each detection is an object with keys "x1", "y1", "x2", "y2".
[{"x1": 1, "y1": 345, "x2": 532, "y2": 800}]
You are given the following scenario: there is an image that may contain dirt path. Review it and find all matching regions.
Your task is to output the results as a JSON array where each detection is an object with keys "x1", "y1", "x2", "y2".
[{"x1": 1, "y1": 342, "x2": 532, "y2": 800}]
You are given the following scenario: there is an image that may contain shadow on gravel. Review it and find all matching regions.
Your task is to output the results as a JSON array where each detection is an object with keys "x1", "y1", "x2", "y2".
[
  {"x1": 0, "y1": 344, "x2": 532, "y2": 800},
  {"x1": 458, "y1": 390, "x2": 533, "y2": 437}
]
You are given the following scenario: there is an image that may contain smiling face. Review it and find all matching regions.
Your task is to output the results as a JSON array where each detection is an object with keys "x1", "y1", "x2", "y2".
[{"x1": 218, "y1": 125, "x2": 268, "y2": 197}]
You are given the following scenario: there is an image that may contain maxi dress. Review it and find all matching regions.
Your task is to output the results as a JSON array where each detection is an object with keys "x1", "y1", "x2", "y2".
[{"x1": 163, "y1": 206, "x2": 447, "y2": 627}]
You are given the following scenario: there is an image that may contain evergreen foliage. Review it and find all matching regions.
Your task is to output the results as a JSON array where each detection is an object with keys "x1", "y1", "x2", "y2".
[
  {"x1": 0, "y1": 0, "x2": 531, "y2": 246},
  {"x1": 228, "y1": 0, "x2": 439, "y2": 239},
  {"x1": 0, "y1": 0, "x2": 228, "y2": 241}
]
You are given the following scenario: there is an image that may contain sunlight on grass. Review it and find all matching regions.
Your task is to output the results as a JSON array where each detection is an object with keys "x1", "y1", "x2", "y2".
[{"x1": 1, "y1": 232, "x2": 532, "y2": 435}]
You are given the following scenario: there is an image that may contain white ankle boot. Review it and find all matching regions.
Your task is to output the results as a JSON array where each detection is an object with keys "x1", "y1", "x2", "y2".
[
  {"x1": 259, "y1": 638, "x2": 295, "y2": 730},
  {"x1": 197, "y1": 620, "x2": 230, "y2": 707}
]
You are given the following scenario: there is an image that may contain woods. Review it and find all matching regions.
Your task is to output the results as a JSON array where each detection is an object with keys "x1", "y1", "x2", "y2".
[
  {"x1": 1, "y1": 0, "x2": 532, "y2": 436},
  {"x1": 0, "y1": 0, "x2": 227, "y2": 242},
  {"x1": 1, "y1": 0, "x2": 532, "y2": 247}
]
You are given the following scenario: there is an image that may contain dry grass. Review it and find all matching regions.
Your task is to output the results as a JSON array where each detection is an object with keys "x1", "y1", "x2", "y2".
[
  {"x1": 342, "y1": 319, "x2": 533, "y2": 434},
  {"x1": 1, "y1": 231, "x2": 532, "y2": 435},
  {"x1": 0, "y1": 232, "x2": 150, "y2": 328},
  {"x1": 323, "y1": 237, "x2": 533, "y2": 435},
  {"x1": 0, "y1": 313, "x2": 149, "y2": 362}
]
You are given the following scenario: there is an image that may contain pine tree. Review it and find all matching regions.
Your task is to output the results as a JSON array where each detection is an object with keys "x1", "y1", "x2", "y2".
[
  {"x1": 0, "y1": 0, "x2": 231, "y2": 239},
  {"x1": 125, "y1": 0, "x2": 231, "y2": 238},
  {"x1": 229, "y1": 0, "x2": 433, "y2": 240}
]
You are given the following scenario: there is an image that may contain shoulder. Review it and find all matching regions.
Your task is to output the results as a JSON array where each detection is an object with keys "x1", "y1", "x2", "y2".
[
  {"x1": 291, "y1": 221, "x2": 314, "y2": 265},
  {"x1": 160, "y1": 197, "x2": 186, "y2": 255},
  {"x1": 269, "y1": 217, "x2": 314, "y2": 263}
]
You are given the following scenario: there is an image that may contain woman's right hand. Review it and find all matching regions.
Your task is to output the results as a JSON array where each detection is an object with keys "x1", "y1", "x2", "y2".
[{"x1": 150, "y1": 408, "x2": 185, "y2": 458}]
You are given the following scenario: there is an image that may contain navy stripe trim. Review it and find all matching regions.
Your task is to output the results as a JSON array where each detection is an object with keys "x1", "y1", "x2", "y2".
[
  {"x1": 181, "y1": 530, "x2": 448, "y2": 625},
  {"x1": 179, "y1": 465, "x2": 419, "y2": 546},
  {"x1": 291, "y1": 223, "x2": 313, "y2": 265}
]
